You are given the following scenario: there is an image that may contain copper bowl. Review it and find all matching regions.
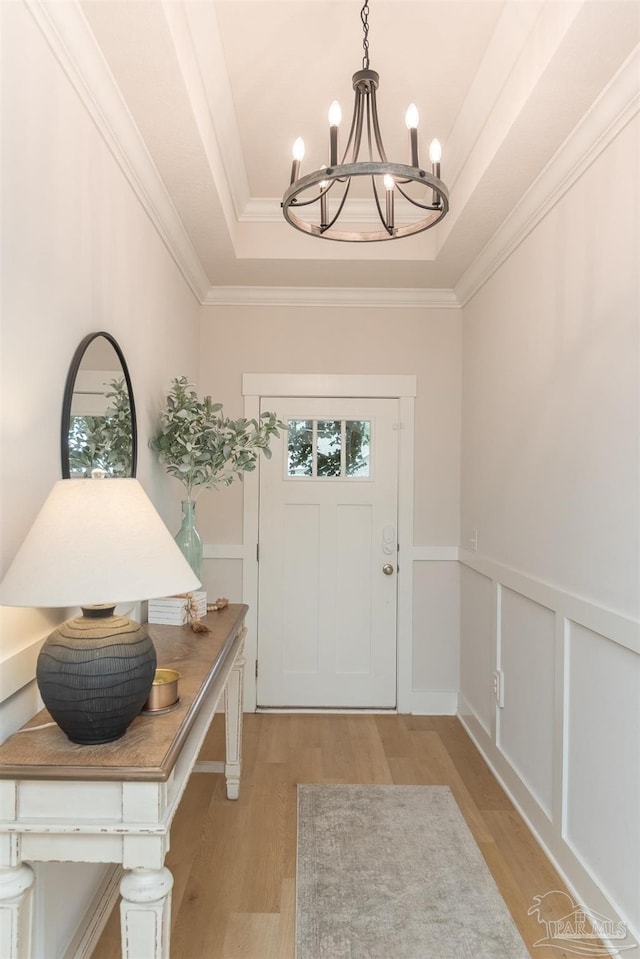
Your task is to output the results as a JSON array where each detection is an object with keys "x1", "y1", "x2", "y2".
[{"x1": 143, "y1": 668, "x2": 180, "y2": 711}]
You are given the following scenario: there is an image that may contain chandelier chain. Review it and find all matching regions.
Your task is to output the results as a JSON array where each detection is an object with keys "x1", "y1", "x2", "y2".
[{"x1": 360, "y1": 1, "x2": 370, "y2": 70}]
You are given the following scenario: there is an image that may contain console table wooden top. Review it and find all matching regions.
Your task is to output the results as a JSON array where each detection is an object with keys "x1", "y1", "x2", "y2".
[{"x1": 0, "y1": 603, "x2": 248, "y2": 782}]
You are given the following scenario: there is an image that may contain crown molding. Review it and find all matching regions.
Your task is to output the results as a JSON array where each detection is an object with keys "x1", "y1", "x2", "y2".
[
  {"x1": 202, "y1": 286, "x2": 460, "y2": 309},
  {"x1": 27, "y1": 0, "x2": 211, "y2": 303},
  {"x1": 455, "y1": 44, "x2": 640, "y2": 307}
]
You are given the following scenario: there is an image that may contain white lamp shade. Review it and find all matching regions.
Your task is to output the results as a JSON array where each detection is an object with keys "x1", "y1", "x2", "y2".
[{"x1": 0, "y1": 478, "x2": 201, "y2": 608}]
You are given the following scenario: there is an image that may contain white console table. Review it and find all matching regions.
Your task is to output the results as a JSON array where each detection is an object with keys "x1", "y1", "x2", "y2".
[{"x1": 0, "y1": 603, "x2": 247, "y2": 959}]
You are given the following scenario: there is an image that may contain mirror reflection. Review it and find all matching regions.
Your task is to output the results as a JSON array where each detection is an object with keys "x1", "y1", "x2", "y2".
[{"x1": 61, "y1": 332, "x2": 137, "y2": 478}]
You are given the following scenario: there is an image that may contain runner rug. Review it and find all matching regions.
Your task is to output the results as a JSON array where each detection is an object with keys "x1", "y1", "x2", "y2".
[{"x1": 296, "y1": 784, "x2": 529, "y2": 959}]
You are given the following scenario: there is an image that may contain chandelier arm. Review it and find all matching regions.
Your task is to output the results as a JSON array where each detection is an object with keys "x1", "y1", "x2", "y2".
[
  {"x1": 394, "y1": 180, "x2": 444, "y2": 211},
  {"x1": 322, "y1": 178, "x2": 352, "y2": 233},
  {"x1": 339, "y1": 90, "x2": 359, "y2": 165},
  {"x1": 286, "y1": 186, "x2": 333, "y2": 209},
  {"x1": 370, "y1": 175, "x2": 392, "y2": 235},
  {"x1": 365, "y1": 93, "x2": 374, "y2": 162},
  {"x1": 351, "y1": 91, "x2": 366, "y2": 164},
  {"x1": 369, "y1": 87, "x2": 388, "y2": 162}
]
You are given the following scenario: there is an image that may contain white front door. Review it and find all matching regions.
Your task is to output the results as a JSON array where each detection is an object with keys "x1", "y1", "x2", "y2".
[{"x1": 257, "y1": 397, "x2": 399, "y2": 708}]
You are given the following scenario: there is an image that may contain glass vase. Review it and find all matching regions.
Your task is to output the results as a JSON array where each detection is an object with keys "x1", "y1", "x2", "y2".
[{"x1": 174, "y1": 499, "x2": 203, "y2": 580}]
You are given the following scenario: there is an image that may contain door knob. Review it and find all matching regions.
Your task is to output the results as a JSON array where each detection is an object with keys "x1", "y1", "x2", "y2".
[{"x1": 382, "y1": 564, "x2": 394, "y2": 575}]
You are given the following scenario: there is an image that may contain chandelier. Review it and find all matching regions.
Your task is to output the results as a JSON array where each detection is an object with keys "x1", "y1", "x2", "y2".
[{"x1": 282, "y1": 0, "x2": 449, "y2": 242}]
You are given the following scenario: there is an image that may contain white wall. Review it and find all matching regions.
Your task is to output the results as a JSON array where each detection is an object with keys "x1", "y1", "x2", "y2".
[
  {"x1": 0, "y1": 4, "x2": 200, "y2": 956},
  {"x1": 195, "y1": 303, "x2": 462, "y2": 706},
  {"x1": 459, "y1": 112, "x2": 639, "y2": 946}
]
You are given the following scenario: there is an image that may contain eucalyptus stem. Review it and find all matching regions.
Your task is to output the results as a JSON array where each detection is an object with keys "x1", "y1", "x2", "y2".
[{"x1": 150, "y1": 377, "x2": 285, "y2": 496}]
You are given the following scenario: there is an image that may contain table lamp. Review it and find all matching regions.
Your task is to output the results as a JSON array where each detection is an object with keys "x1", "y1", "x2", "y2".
[{"x1": 0, "y1": 476, "x2": 200, "y2": 745}]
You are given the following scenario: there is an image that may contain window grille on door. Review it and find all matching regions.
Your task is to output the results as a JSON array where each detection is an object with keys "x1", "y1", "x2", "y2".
[{"x1": 287, "y1": 419, "x2": 371, "y2": 478}]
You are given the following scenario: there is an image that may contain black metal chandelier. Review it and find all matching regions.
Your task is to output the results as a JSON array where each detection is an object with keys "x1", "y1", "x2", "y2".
[{"x1": 282, "y1": 0, "x2": 449, "y2": 242}]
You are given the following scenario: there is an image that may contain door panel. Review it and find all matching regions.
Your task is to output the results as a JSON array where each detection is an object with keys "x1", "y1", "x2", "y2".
[{"x1": 257, "y1": 397, "x2": 398, "y2": 708}]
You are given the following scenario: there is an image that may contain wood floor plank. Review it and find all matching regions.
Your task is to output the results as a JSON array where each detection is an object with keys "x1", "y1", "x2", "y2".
[
  {"x1": 432, "y1": 716, "x2": 514, "y2": 811},
  {"x1": 483, "y1": 808, "x2": 565, "y2": 903},
  {"x1": 222, "y1": 912, "x2": 282, "y2": 959},
  {"x1": 373, "y1": 712, "x2": 415, "y2": 757},
  {"x1": 319, "y1": 714, "x2": 357, "y2": 781},
  {"x1": 169, "y1": 771, "x2": 220, "y2": 919},
  {"x1": 410, "y1": 729, "x2": 495, "y2": 843},
  {"x1": 477, "y1": 840, "x2": 572, "y2": 959},
  {"x1": 276, "y1": 878, "x2": 296, "y2": 959},
  {"x1": 91, "y1": 714, "x2": 612, "y2": 959},
  {"x1": 387, "y1": 753, "x2": 434, "y2": 785},
  {"x1": 346, "y1": 715, "x2": 394, "y2": 783}
]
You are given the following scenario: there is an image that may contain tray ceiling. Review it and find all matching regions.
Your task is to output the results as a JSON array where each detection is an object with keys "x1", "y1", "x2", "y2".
[{"x1": 66, "y1": 0, "x2": 640, "y2": 300}]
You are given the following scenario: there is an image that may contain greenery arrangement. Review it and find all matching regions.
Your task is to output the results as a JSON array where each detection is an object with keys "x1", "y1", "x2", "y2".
[
  {"x1": 68, "y1": 377, "x2": 133, "y2": 477},
  {"x1": 149, "y1": 376, "x2": 285, "y2": 500}
]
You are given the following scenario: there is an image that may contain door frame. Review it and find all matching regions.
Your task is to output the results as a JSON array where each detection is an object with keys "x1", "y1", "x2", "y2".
[{"x1": 241, "y1": 373, "x2": 416, "y2": 713}]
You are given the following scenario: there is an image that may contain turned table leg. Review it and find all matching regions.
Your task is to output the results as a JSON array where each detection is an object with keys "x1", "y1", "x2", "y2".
[
  {"x1": 0, "y1": 863, "x2": 35, "y2": 959},
  {"x1": 120, "y1": 867, "x2": 173, "y2": 959},
  {"x1": 224, "y1": 639, "x2": 245, "y2": 800}
]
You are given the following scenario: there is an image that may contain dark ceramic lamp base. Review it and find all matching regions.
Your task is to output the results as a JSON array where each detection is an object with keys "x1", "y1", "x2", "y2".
[{"x1": 36, "y1": 605, "x2": 156, "y2": 745}]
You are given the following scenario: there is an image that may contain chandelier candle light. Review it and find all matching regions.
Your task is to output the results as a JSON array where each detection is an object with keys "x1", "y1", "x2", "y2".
[{"x1": 282, "y1": 0, "x2": 449, "y2": 241}]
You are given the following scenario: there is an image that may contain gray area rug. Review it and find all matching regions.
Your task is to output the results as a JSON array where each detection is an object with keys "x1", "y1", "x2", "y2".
[{"x1": 296, "y1": 784, "x2": 529, "y2": 959}]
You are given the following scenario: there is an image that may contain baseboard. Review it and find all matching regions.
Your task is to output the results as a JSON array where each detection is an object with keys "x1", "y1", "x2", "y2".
[
  {"x1": 457, "y1": 695, "x2": 639, "y2": 952},
  {"x1": 254, "y1": 693, "x2": 459, "y2": 715},
  {"x1": 255, "y1": 707, "x2": 397, "y2": 714},
  {"x1": 64, "y1": 864, "x2": 121, "y2": 959},
  {"x1": 410, "y1": 689, "x2": 459, "y2": 715}
]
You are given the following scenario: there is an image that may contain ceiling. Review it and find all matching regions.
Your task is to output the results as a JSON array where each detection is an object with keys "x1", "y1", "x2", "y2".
[{"x1": 67, "y1": 0, "x2": 639, "y2": 301}]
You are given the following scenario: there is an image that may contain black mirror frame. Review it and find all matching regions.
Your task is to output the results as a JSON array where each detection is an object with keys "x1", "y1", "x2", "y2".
[{"x1": 61, "y1": 331, "x2": 138, "y2": 478}]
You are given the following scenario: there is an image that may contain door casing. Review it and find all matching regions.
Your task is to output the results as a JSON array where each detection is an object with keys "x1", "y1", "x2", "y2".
[{"x1": 241, "y1": 373, "x2": 417, "y2": 712}]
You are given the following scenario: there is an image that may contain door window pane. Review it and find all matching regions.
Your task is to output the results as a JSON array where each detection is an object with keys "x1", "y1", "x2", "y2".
[
  {"x1": 345, "y1": 420, "x2": 371, "y2": 477},
  {"x1": 317, "y1": 420, "x2": 341, "y2": 476},
  {"x1": 287, "y1": 420, "x2": 313, "y2": 475}
]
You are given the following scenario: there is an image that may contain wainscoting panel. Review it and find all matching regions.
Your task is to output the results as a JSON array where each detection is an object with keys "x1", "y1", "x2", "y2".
[
  {"x1": 411, "y1": 561, "x2": 460, "y2": 696},
  {"x1": 499, "y1": 588, "x2": 555, "y2": 820},
  {"x1": 566, "y1": 622, "x2": 640, "y2": 925},
  {"x1": 200, "y1": 555, "x2": 244, "y2": 606},
  {"x1": 458, "y1": 550, "x2": 640, "y2": 949},
  {"x1": 459, "y1": 565, "x2": 494, "y2": 735}
]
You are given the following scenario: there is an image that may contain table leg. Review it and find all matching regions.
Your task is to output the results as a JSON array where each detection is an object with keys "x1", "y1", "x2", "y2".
[
  {"x1": 120, "y1": 866, "x2": 173, "y2": 959},
  {"x1": 224, "y1": 639, "x2": 245, "y2": 800},
  {"x1": 0, "y1": 863, "x2": 34, "y2": 959}
]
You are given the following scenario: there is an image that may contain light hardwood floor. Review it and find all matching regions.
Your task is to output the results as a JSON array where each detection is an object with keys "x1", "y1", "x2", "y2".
[{"x1": 92, "y1": 713, "x2": 609, "y2": 959}]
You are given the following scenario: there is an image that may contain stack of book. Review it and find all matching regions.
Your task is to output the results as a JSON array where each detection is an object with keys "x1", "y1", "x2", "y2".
[{"x1": 148, "y1": 590, "x2": 207, "y2": 626}]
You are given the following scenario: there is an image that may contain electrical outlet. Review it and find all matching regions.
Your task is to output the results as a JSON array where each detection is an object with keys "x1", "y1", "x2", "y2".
[
  {"x1": 469, "y1": 528, "x2": 478, "y2": 551},
  {"x1": 492, "y1": 669, "x2": 505, "y2": 708}
]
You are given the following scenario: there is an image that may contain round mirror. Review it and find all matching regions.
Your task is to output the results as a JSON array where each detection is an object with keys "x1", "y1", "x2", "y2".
[{"x1": 61, "y1": 332, "x2": 137, "y2": 478}]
